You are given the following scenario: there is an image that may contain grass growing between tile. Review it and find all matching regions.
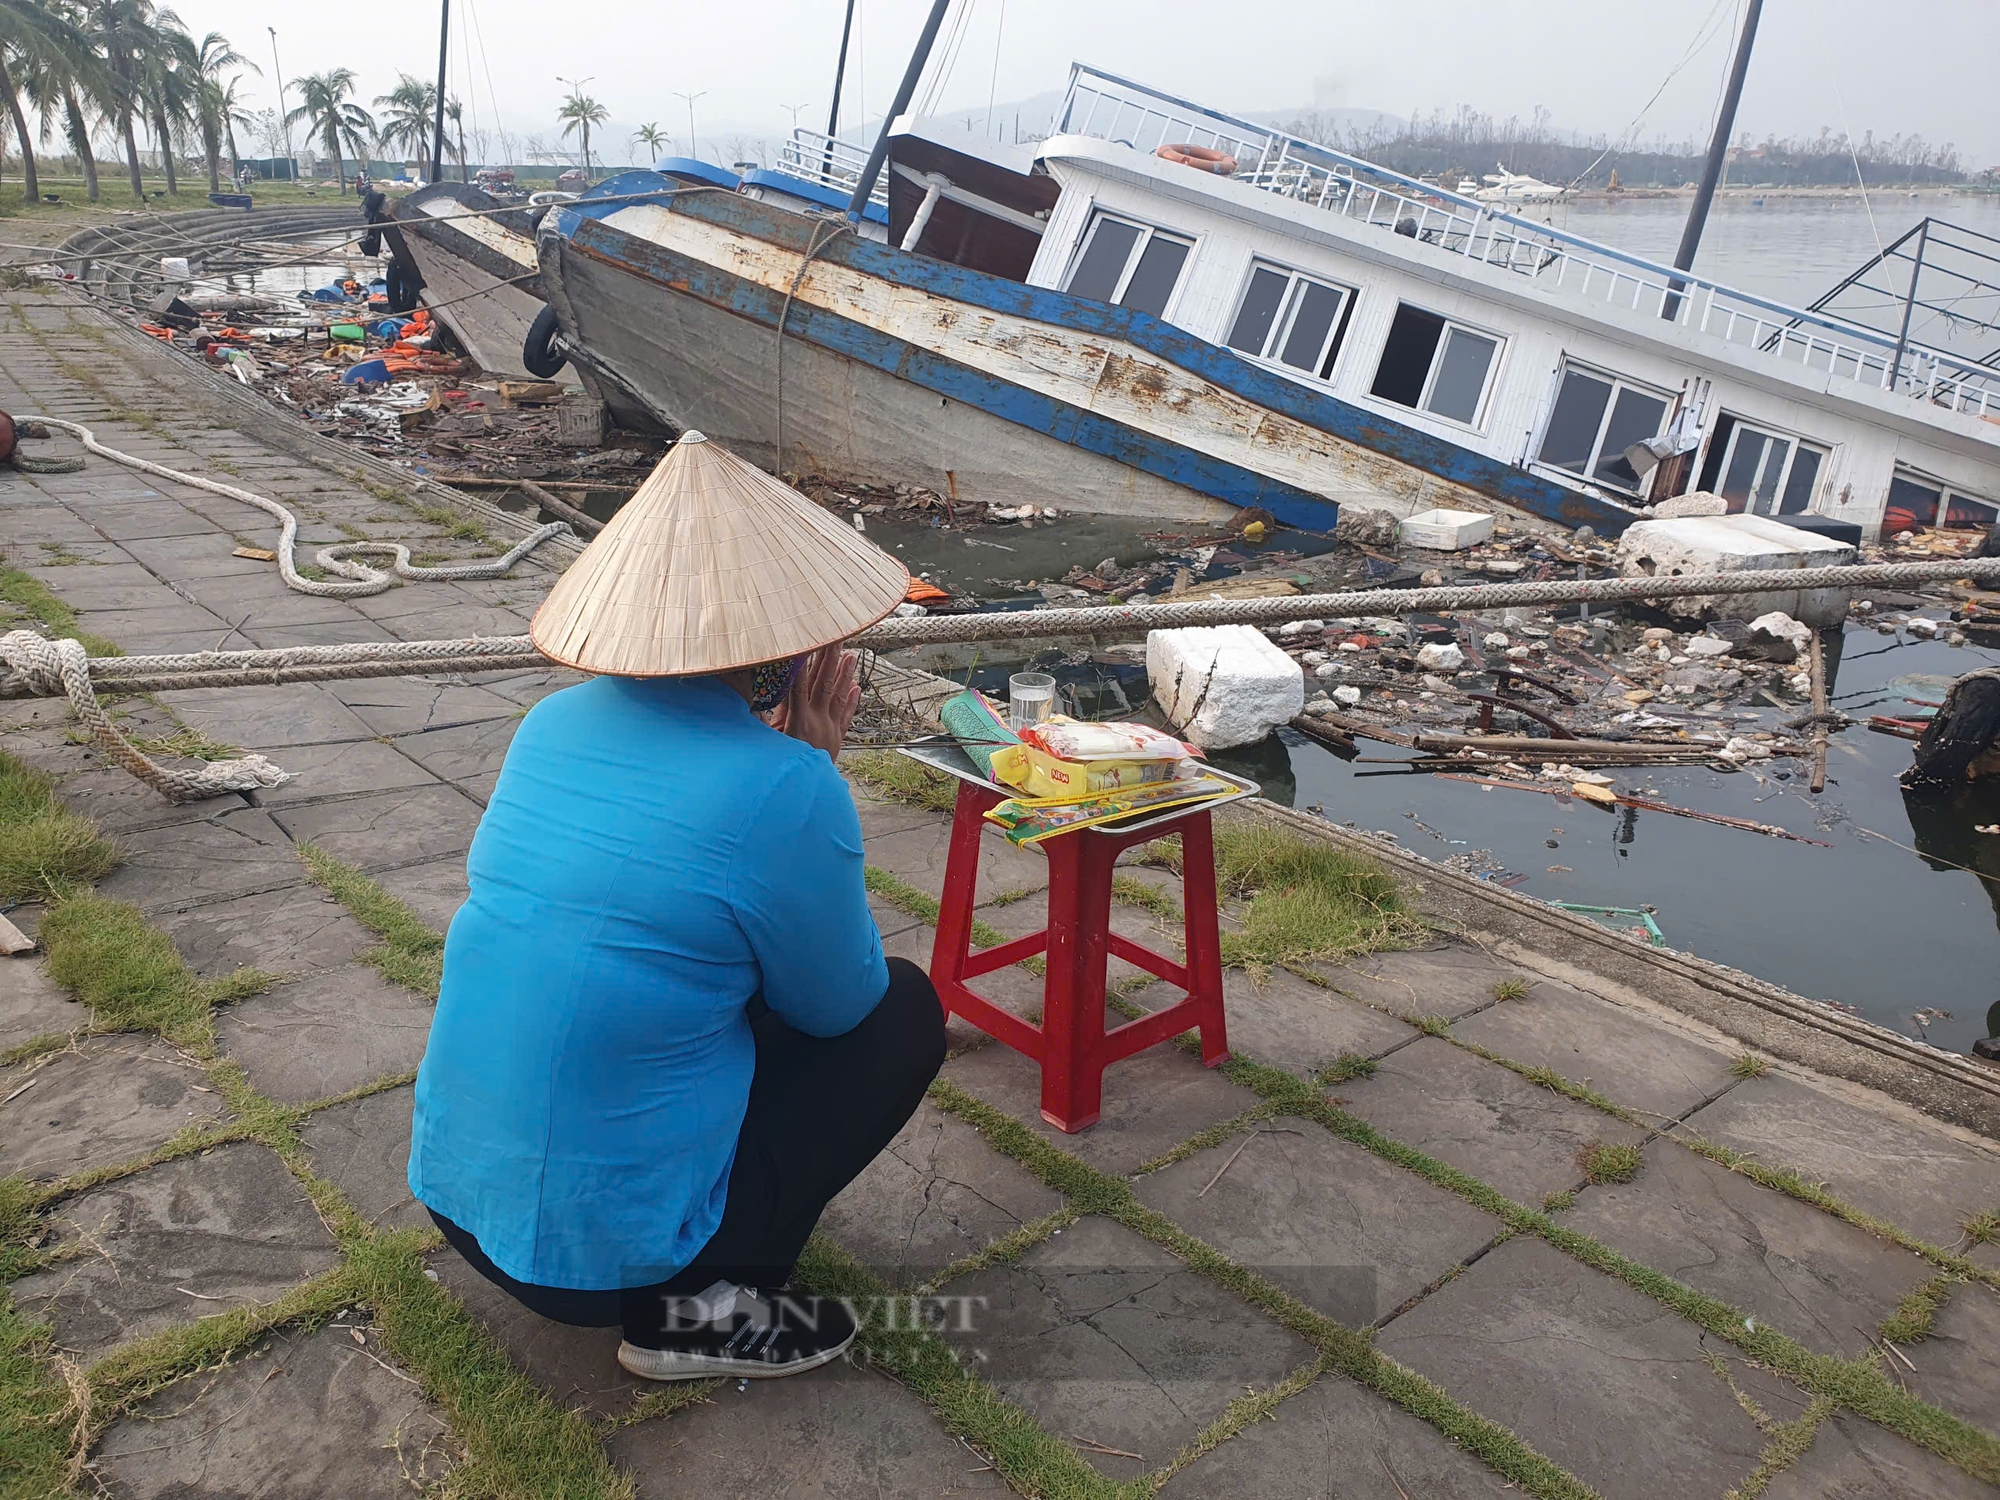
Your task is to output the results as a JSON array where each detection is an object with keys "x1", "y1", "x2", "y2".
[
  {"x1": 1147, "y1": 822, "x2": 1425, "y2": 971},
  {"x1": 0, "y1": 749, "x2": 121, "y2": 902},
  {"x1": 1188, "y1": 1048, "x2": 2000, "y2": 1486},
  {"x1": 347, "y1": 1233, "x2": 635, "y2": 1500},
  {"x1": 863, "y1": 865, "x2": 1027, "y2": 965},
  {"x1": 1878, "y1": 1273, "x2": 1958, "y2": 1344},
  {"x1": 1676, "y1": 1134, "x2": 2000, "y2": 1291},
  {"x1": 1433, "y1": 1029, "x2": 1642, "y2": 1126},
  {"x1": 1576, "y1": 1141, "x2": 1643, "y2": 1185},
  {"x1": 412, "y1": 502, "x2": 490, "y2": 544},
  {"x1": 38, "y1": 891, "x2": 272, "y2": 1055},
  {"x1": 1723, "y1": 1393, "x2": 1835, "y2": 1500},
  {"x1": 0, "y1": 1295, "x2": 79, "y2": 1500},
  {"x1": 926, "y1": 1077, "x2": 1598, "y2": 1500},
  {"x1": 0, "y1": 1032, "x2": 70, "y2": 1070},
  {"x1": 793, "y1": 1233, "x2": 1137, "y2": 1500},
  {"x1": 843, "y1": 750, "x2": 959, "y2": 812},
  {"x1": 0, "y1": 566, "x2": 120, "y2": 659},
  {"x1": 298, "y1": 845, "x2": 446, "y2": 1000}
]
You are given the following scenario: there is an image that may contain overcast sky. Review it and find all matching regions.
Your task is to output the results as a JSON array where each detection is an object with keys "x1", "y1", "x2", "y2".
[{"x1": 185, "y1": 0, "x2": 1998, "y2": 167}]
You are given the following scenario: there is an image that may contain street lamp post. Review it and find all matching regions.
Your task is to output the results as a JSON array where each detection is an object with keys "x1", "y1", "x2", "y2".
[
  {"x1": 674, "y1": 91, "x2": 708, "y2": 164},
  {"x1": 268, "y1": 27, "x2": 295, "y2": 177}
]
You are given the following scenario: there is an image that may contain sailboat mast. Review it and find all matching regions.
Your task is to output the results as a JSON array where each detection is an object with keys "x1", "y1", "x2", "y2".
[
  {"x1": 845, "y1": 0, "x2": 953, "y2": 222},
  {"x1": 827, "y1": 0, "x2": 857, "y2": 140},
  {"x1": 1663, "y1": 0, "x2": 1762, "y2": 318},
  {"x1": 430, "y1": 0, "x2": 451, "y2": 184}
]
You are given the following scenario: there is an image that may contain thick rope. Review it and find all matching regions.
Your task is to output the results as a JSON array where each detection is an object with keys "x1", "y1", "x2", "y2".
[
  {"x1": 9, "y1": 452, "x2": 86, "y2": 474},
  {"x1": 6, "y1": 418, "x2": 572, "y2": 799},
  {"x1": 0, "y1": 631, "x2": 291, "y2": 802},
  {"x1": 16, "y1": 416, "x2": 573, "y2": 597},
  {"x1": 848, "y1": 558, "x2": 2000, "y2": 648},
  {"x1": 69, "y1": 638, "x2": 548, "y2": 696},
  {"x1": 5, "y1": 556, "x2": 1990, "y2": 704}
]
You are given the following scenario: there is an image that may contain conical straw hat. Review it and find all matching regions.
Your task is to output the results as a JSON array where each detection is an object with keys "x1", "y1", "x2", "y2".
[{"x1": 530, "y1": 433, "x2": 910, "y2": 676}]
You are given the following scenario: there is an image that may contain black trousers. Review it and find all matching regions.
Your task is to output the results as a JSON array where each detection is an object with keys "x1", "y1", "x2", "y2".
[{"x1": 432, "y1": 956, "x2": 946, "y2": 1347}]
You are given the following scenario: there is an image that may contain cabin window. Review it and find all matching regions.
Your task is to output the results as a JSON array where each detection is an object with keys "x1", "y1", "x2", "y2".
[
  {"x1": 1370, "y1": 303, "x2": 1502, "y2": 426},
  {"x1": 1064, "y1": 212, "x2": 1193, "y2": 319},
  {"x1": 1883, "y1": 467, "x2": 1999, "y2": 533},
  {"x1": 1537, "y1": 362, "x2": 1673, "y2": 494},
  {"x1": 1696, "y1": 415, "x2": 1828, "y2": 516},
  {"x1": 1225, "y1": 262, "x2": 1356, "y2": 381}
]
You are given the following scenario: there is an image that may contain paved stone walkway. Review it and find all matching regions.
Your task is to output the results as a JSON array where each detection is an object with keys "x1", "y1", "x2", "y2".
[{"x1": 5, "y1": 285, "x2": 2000, "y2": 1497}]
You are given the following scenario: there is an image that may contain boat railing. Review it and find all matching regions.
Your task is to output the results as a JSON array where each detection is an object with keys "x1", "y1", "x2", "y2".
[
  {"x1": 1057, "y1": 63, "x2": 2000, "y2": 422},
  {"x1": 774, "y1": 129, "x2": 890, "y2": 211}
]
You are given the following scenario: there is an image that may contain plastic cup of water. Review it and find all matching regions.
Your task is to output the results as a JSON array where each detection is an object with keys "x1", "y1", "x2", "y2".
[{"x1": 1008, "y1": 672, "x2": 1056, "y2": 732}]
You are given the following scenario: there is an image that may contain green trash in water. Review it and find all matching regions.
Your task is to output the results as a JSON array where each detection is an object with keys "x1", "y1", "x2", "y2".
[
  {"x1": 329, "y1": 323, "x2": 365, "y2": 342},
  {"x1": 1549, "y1": 901, "x2": 1665, "y2": 947}
]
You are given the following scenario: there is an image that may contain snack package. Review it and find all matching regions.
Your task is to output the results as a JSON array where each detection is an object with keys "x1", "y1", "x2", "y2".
[
  {"x1": 989, "y1": 742, "x2": 1185, "y2": 799},
  {"x1": 1017, "y1": 718, "x2": 1200, "y2": 764},
  {"x1": 982, "y1": 775, "x2": 1235, "y2": 846}
]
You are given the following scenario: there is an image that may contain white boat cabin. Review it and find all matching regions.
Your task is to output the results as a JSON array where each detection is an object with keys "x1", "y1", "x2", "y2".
[{"x1": 827, "y1": 65, "x2": 2000, "y2": 538}]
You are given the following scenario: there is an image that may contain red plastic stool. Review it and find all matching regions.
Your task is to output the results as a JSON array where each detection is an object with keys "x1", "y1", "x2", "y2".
[{"x1": 930, "y1": 779, "x2": 1229, "y2": 1132}]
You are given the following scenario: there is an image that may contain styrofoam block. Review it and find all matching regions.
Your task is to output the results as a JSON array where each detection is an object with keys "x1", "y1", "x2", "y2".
[
  {"x1": 1612, "y1": 514, "x2": 1855, "y2": 628},
  {"x1": 1398, "y1": 508, "x2": 1495, "y2": 550},
  {"x1": 1147, "y1": 625, "x2": 1305, "y2": 750}
]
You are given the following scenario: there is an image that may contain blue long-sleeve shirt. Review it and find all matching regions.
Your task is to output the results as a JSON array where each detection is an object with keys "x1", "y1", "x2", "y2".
[{"x1": 408, "y1": 673, "x2": 887, "y2": 1290}]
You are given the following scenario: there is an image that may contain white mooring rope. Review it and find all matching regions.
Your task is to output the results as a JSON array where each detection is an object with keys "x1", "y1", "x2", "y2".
[
  {"x1": 6, "y1": 417, "x2": 573, "y2": 800},
  {"x1": 21, "y1": 416, "x2": 573, "y2": 597},
  {"x1": 1, "y1": 631, "x2": 294, "y2": 801}
]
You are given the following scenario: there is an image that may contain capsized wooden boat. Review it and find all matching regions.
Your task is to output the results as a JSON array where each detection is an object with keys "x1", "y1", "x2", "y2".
[
  {"x1": 537, "y1": 168, "x2": 1619, "y2": 531},
  {"x1": 381, "y1": 182, "x2": 549, "y2": 380}
]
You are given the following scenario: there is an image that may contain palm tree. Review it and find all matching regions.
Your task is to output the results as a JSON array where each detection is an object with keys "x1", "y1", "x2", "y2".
[
  {"x1": 2, "y1": 0, "x2": 99, "y2": 201},
  {"x1": 446, "y1": 95, "x2": 467, "y2": 181},
  {"x1": 218, "y1": 70, "x2": 252, "y2": 179},
  {"x1": 372, "y1": 72, "x2": 432, "y2": 165},
  {"x1": 139, "y1": 9, "x2": 198, "y2": 195},
  {"x1": 556, "y1": 87, "x2": 606, "y2": 180},
  {"x1": 14, "y1": 2, "x2": 110, "y2": 201},
  {"x1": 85, "y1": 0, "x2": 162, "y2": 199},
  {"x1": 189, "y1": 28, "x2": 251, "y2": 193},
  {"x1": 286, "y1": 67, "x2": 373, "y2": 193},
  {"x1": 631, "y1": 120, "x2": 668, "y2": 165}
]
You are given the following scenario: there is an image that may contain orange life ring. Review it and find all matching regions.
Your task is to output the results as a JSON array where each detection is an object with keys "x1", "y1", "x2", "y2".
[{"x1": 1156, "y1": 143, "x2": 1237, "y2": 175}]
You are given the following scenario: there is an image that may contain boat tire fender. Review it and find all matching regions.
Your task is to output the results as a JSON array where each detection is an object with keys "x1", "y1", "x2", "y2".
[
  {"x1": 1156, "y1": 143, "x2": 1238, "y2": 175},
  {"x1": 522, "y1": 303, "x2": 570, "y2": 379}
]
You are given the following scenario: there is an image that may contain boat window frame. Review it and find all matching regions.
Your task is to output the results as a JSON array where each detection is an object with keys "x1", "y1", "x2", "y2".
[
  {"x1": 1533, "y1": 358, "x2": 1676, "y2": 496},
  {"x1": 1885, "y1": 464, "x2": 1999, "y2": 532},
  {"x1": 1222, "y1": 258, "x2": 1358, "y2": 383},
  {"x1": 1703, "y1": 413, "x2": 1831, "y2": 517},
  {"x1": 1061, "y1": 207, "x2": 1197, "y2": 321},
  {"x1": 1369, "y1": 300, "x2": 1507, "y2": 431}
]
